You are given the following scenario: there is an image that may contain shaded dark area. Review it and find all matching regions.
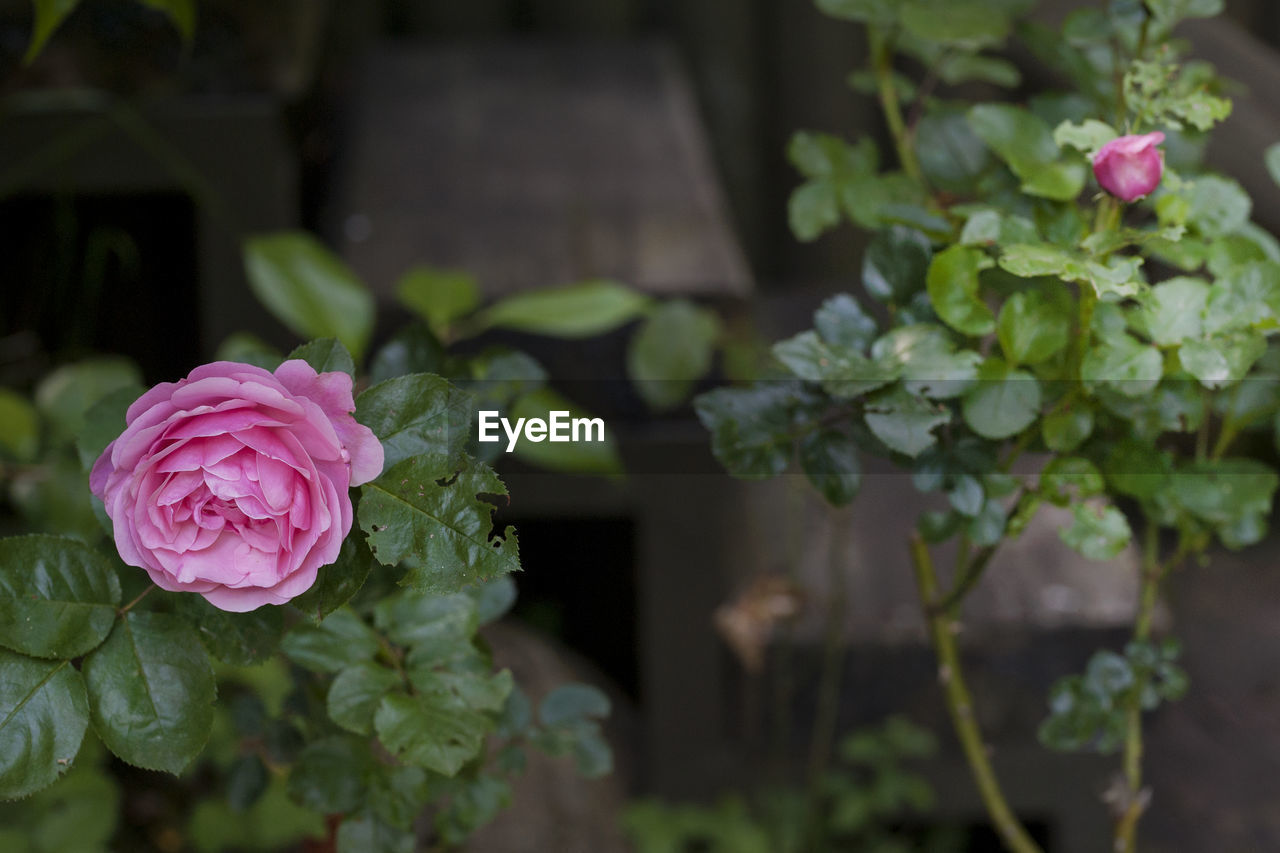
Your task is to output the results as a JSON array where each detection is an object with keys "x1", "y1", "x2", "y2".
[
  {"x1": 0, "y1": 191, "x2": 199, "y2": 384},
  {"x1": 501, "y1": 515, "x2": 640, "y2": 702}
]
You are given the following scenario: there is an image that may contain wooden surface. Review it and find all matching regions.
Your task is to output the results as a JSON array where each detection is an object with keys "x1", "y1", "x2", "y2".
[{"x1": 328, "y1": 39, "x2": 752, "y2": 300}]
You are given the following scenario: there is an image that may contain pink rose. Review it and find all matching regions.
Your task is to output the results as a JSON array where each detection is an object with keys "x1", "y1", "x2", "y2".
[
  {"x1": 91, "y1": 361, "x2": 383, "y2": 612},
  {"x1": 1092, "y1": 131, "x2": 1165, "y2": 202}
]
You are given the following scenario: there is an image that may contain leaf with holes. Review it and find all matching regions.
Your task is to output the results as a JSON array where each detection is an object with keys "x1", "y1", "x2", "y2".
[{"x1": 359, "y1": 455, "x2": 520, "y2": 591}]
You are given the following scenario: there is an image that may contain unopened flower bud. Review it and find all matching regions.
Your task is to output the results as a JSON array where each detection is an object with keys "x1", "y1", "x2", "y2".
[{"x1": 1092, "y1": 131, "x2": 1165, "y2": 202}]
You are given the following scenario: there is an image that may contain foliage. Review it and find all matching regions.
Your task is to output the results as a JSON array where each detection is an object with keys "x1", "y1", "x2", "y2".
[
  {"x1": 624, "y1": 717, "x2": 960, "y2": 853},
  {"x1": 696, "y1": 1, "x2": 1273, "y2": 850},
  {"x1": 0, "y1": 229, "x2": 635, "y2": 849}
]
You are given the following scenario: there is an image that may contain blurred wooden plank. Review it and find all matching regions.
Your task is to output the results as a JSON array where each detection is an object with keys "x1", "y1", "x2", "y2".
[{"x1": 328, "y1": 40, "x2": 752, "y2": 300}]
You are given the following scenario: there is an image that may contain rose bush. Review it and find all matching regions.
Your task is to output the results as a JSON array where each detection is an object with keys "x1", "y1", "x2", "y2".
[{"x1": 90, "y1": 360, "x2": 383, "y2": 611}]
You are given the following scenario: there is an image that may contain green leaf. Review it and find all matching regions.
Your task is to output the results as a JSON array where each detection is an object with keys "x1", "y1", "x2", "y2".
[
  {"x1": 190, "y1": 777, "x2": 324, "y2": 852},
  {"x1": 1172, "y1": 458, "x2": 1278, "y2": 527},
  {"x1": 0, "y1": 390, "x2": 38, "y2": 462},
  {"x1": 337, "y1": 813, "x2": 416, "y2": 853},
  {"x1": 0, "y1": 742, "x2": 120, "y2": 847},
  {"x1": 82, "y1": 612, "x2": 214, "y2": 774},
  {"x1": 368, "y1": 323, "x2": 447, "y2": 385},
  {"x1": 1081, "y1": 334, "x2": 1163, "y2": 397},
  {"x1": 1178, "y1": 332, "x2": 1266, "y2": 389},
  {"x1": 286, "y1": 338, "x2": 355, "y2": 378},
  {"x1": 1203, "y1": 260, "x2": 1280, "y2": 336},
  {"x1": 24, "y1": 0, "x2": 79, "y2": 63},
  {"x1": 540, "y1": 684, "x2": 611, "y2": 727},
  {"x1": 328, "y1": 663, "x2": 402, "y2": 736},
  {"x1": 999, "y1": 243, "x2": 1144, "y2": 300},
  {"x1": 997, "y1": 291, "x2": 1070, "y2": 365},
  {"x1": 359, "y1": 455, "x2": 521, "y2": 591},
  {"x1": 75, "y1": 384, "x2": 144, "y2": 471},
  {"x1": 916, "y1": 112, "x2": 993, "y2": 191},
  {"x1": 407, "y1": 660, "x2": 512, "y2": 716},
  {"x1": 470, "y1": 576, "x2": 518, "y2": 625},
  {"x1": 1140, "y1": 277, "x2": 1209, "y2": 346},
  {"x1": 968, "y1": 104, "x2": 1084, "y2": 199},
  {"x1": 507, "y1": 388, "x2": 623, "y2": 476},
  {"x1": 814, "y1": 293, "x2": 878, "y2": 351},
  {"x1": 1052, "y1": 119, "x2": 1117, "y2": 157},
  {"x1": 0, "y1": 535, "x2": 120, "y2": 660},
  {"x1": 694, "y1": 384, "x2": 811, "y2": 479},
  {"x1": 1146, "y1": 0, "x2": 1224, "y2": 27},
  {"x1": 1207, "y1": 234, "x2": 1272, "y2": 277},
  {"x1": 926, "y1": 245, "x2": 996, "y2": 336},
  {"x1": 290, "y1": 533, "x2": 375, "y2": 623},
  {"x1": 288, "y1": 735, "x2": 373, "y2": 814},
  {"x1": 871, "y1": 324, "x2": 980, "y2": 399},
  {"x1": 1060, "y1": 503, "x2": 1132, "y2": 560},
  {"x1": 432, "y1": 774, "x2": 512, "y2": 844},
  {"x1": 1186, "y1": 176, "x2": 1251, "y2": 239},
  {"x1": 35, "y1": 357, "x2": 142, "y2": 443},
  {"x1": 788, "y1": 132, "x2": 878, "y2": 180},
  {"x1": 1020, "y1": 160, "x2": 1088, "y2": 201},
  {"x1": 863, "y1": 386, "x2": 950, "y2": 457},
  {"x1": 863, "y1": 226, "x2": 933, "y2": 304},
  {"x1": 214, "y1": 332, "x2": 283, "y2": 371},
  {"x1": 1040, "y1": 456, "x2": 1106, "y2": 505},
  {"x1": 0, "y1": 651, "x2": 88, "y2": 800},
  {"x1": 243, "y1": 231, "x2": 375, "y2": 359},
  {"x1": 175, "y1": 595, "x2": 285, "y2": 667},
  {"x1": 375, "y1": 692, "x2": 491, "y2": 777},
  {"x1": 136, "y1": 0, "x2": 195, "y2": 38},
  {"x1": 374, "y1": 590, "x2": 477, "y2": 653},
  {"x1": 281, "y1": 607, "x2": 379, "y2": 673},
  {"x1": 799, "y1": 430, "x2": 861, "y2": 506},
  {"x1": 471, "y1": 280, "x2": 650, "y2": 339},
  {"x1": 948, "y1": 474, "x2": 985, "y2": 517},
  {"x1": 815, "y1": 0, "x2": 898, "y2": 24},
  {"x1": 900, "y1": 0, "x2": 1011, "y2": 48},
  {"x1": 961, "y1": 358, "x2": 1042, "y2": 439},
  {"x1": 773, "y1": 331, "x2": 895, "y2": 399},
  {"x1": 937, "y1": 54, "x2": 1021, "y2": 87},
  {"x1": 788, "y1": 182, "x2": 840, "y2": 241},
  {"x1": 1042, "y1": 405, "x2": 1094, "y2": 452},
  {"x1": 356, "y1": 374, "x2": 473, "y2": 471},
  {"x1": 1266, "y1": 143, "x2": 1280, "y2": 189},
  {"x1": 627, "y1": 300, "x2": 721, "y2": 410},
  {"x1": 396, "y1": 267, "x2": 480, "y2": 338}
]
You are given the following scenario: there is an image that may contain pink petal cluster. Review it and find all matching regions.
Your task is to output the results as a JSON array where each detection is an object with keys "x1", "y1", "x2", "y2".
[
  {"x1": 91, "y1": 360, "x2": 383, "y2": 612},
  {"x1": 1092, "y1": 131, "x2": 1165, "y2": 202}
]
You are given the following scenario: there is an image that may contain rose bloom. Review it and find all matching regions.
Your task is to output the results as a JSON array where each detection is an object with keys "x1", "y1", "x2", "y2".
[
  {"x1": 91, "y1": 360, "x2": 383, "y2": 612},
  {"x1": 1092, "y1": 131, "x2": 1165, "y2": 202}
]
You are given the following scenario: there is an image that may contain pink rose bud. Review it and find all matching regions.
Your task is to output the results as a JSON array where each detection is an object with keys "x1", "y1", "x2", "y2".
[
  {"x1": 1092, "y1": 131, "x2": 1165, "y2": 202},
  {"x1": 91, "y1": 360, "x2": 384, "y2": 612}
]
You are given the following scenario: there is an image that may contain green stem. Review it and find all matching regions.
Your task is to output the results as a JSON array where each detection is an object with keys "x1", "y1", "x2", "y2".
[
  {"x1": 804, "y1": 508, "x2": 849, "y2": 846},
  {"x1": 1115, "y1": 522, "x2": 1163, "y2": 853},
  {"x1": 910, "y1": 534, "x2": 1043, "y2": 853},
  {"x1": 869, "y1": 27, "x2": 924, "y2": 184},
  {"x1": 118, "y1": 584, "x2": 156, "y2": 616}
]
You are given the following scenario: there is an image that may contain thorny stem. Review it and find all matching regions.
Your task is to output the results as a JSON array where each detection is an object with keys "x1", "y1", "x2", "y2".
[
  {"x1": 869, "y1": 27, "x2": 924, "y2": 183},
  {"x1": 910, "y1": 534, "x2": 1044, "y2": 853}
]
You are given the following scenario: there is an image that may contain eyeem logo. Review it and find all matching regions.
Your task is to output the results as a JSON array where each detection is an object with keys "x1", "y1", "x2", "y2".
[{"x1": 477, "y1": 410, "x2": 606, "y2": 452}]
